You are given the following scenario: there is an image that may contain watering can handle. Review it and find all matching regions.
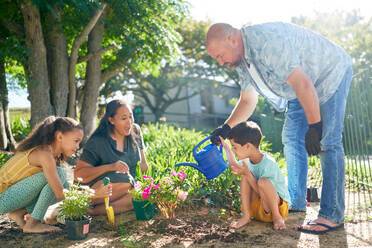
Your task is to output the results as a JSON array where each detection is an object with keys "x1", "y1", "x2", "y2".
[{"x1": 192, "y1": 136, "x2": 223, "y2": 157}]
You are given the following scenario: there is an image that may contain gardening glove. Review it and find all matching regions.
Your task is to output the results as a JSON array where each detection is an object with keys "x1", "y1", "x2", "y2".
[
  {"x1": 210, "y1": 124, "x2": 231, "y2": 145},
  {"x1": 305, "y1": 121, "x2": 322, "y2": 155}
]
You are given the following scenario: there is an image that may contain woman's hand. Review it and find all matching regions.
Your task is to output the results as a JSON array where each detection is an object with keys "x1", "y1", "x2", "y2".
[
  {"x1": 111, "y1": 160, "x2": 129, "y2": 174},
  {"x1": 93, "y1": 183, "x2": 112, "y2": 199},
  {"x1": 139, "y1": 149, "x2": 149, "y2": 173}
]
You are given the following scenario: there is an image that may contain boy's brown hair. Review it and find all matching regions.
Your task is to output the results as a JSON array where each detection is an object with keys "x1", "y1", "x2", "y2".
[{"x1": 227, "y1": 121, "x2": 262, "y2": 148}]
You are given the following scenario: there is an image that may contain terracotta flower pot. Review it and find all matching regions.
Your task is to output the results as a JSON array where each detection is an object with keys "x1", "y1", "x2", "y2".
[{"x1": 65, "y1": 216, "x2": 92, "y2": 240}]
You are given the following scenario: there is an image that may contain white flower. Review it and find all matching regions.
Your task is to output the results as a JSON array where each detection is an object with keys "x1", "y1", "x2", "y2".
[
  {"x1": 80, "y1": 185, "x2": 90, "y2": 191},
  {"x1": 77, "y1": 177, "x2": 83, "y2": 182}
]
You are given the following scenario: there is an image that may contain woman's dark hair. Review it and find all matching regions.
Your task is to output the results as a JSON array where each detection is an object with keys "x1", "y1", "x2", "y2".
[
  {"x1": 91, "y1": 99, "x2": 140, "y2": 146},
  {"x1": 16, "y1": 116, "x2": 82, "y2": 154},
  {"x1": 227, "y1": 121, "x2": 262, "y2": 148}
]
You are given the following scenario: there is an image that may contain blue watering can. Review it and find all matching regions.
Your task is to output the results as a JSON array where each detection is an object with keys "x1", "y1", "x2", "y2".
[{"x1": 174, "y1": 136, "x2": 227, "y2": 180}]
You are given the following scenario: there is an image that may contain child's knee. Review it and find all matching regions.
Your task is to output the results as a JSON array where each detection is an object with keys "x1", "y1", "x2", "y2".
[{"x1": 257, "y1": 177, "x2": 271, "y2": 188}]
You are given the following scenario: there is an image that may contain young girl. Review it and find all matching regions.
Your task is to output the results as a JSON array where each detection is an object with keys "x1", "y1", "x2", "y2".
[
  {"x1": 75, "y1": 99, "x2": 149, "y2": 215},
  {"x1": 0, "y1": 116, "x2": 110, "y2": 233}
]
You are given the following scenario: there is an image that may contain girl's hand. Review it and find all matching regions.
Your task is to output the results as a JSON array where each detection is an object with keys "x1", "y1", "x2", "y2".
[
  {"x1": 112, "y1": 160, "x2": 129, "y2": 174},
  {"x1": 93, "y1": 183, "x2": 112, "y2": 199}
]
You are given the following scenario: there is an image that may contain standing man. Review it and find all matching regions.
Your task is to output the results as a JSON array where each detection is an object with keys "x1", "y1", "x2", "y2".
[{"x1": 206, "y1": 22, "x2": 352, "y2": 234}]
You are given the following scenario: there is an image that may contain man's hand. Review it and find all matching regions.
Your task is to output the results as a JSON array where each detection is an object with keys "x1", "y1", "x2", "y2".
[
  {"x1": 305, "y1": 121, "x2": 322, "y2": 155},
  {"x1": 211, "y1": 124, "x2": 231, "y2": 144}
]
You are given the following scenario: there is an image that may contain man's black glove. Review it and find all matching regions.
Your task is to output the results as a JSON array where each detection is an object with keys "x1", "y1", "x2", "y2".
[
  {"x1": 211, "y1": 124, "x2": 231, "y2": 144},
  {"x1": 305, "y1": 121, "x2": 322, "y2": 155}
]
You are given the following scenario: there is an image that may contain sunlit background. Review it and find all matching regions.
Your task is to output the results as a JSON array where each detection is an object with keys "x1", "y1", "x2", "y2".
[{"x1": 9, "y1": 0, "x2": 372, "y2": 108}]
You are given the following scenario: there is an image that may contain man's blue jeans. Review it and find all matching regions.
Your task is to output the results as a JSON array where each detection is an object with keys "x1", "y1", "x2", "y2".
[{"x1": 282, "y1": 66, "x2": 352, "y2": 223}]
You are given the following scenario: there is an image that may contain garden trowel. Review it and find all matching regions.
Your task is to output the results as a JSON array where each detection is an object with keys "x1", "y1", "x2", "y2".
[{"x1": 103, "y1": 177, "x2": 115, "y2": 225}]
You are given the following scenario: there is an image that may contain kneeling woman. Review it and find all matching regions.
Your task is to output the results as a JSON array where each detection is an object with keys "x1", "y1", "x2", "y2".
[{"x1": 75, "y1": 99, "x2": 149, "y2": 215}]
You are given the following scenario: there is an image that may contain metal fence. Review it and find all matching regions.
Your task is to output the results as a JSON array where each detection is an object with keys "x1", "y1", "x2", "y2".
[
  {"x1": 309, "y1": 68, "x2": 372, "y2": 220},
  {"x1": 343, "y1": 69, "x2": 371, "y2": 220}
]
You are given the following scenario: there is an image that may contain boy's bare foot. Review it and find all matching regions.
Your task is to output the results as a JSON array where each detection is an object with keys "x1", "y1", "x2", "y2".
[
  {"x1": 230, "y1": 216, "x2": 251, "y2": 229},
  {"x1": 8, "y1": 209, "x2": 27, "y2": 228},
  {"x1": 273, "y1": 217, "x2": 286, "y2": 230},
  {"x1": 23, "y1": 218, "x2": 61, "y2": 233}
]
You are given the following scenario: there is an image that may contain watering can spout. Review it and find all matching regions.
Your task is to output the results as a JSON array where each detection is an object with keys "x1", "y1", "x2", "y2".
[
  {"x1": 174, "y1": 162, "x2": 205, "y2": 175},
  {"x1": 174, "y1": 136, "x2": 227, "y2": 180}
]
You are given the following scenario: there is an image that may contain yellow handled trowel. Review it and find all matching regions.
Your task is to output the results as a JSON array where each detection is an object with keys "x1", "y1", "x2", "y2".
[{"x1": 103, "y1": 177, "x2": 115, "y2": 225}]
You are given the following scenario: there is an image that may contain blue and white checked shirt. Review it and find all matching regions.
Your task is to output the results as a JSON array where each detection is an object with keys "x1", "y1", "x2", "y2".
[{"x1": 236, "y1": 22, "x2": 352, "y2": 112}]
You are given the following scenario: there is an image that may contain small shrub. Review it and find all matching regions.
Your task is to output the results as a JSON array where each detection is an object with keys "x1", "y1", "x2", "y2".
[
  {"x1": 58, "y1": 178, "x2": 94, "y2": 221},
  {"x1": 141, "y1": 123, "x2": 283, "y2": 212},
  {"x1": 11, "y1": 116, "x2": 30, "y2": 141}
]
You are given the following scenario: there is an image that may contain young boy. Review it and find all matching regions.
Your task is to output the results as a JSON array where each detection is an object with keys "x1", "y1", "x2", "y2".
[{"x1": 219, "y1": 121, "x2": 290, "y2": 230}]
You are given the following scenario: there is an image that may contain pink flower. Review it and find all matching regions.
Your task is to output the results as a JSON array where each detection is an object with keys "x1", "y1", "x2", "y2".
[
  {"x1": 177, "y1": 171, "x2": 186, "y2": 180},
  {"x1": 153, "y1": 183, "x2": 161, "y2": 190},
  {"x1": 178, "y1": 191, "x2": 188, "y2": 200},
  {"x1": 143, "y1": 176, "x2": 152, "y2": 179},
  {"x1": 165, "y1": 177, "x2": 174, "y2": 183},
  {"x1": 171, "y1": 170, "x2": 177, "y2": 176},
  {"x1": 142, "y1": 184, "x2": 152, "y2": 199},
  {"x1": 142, "y1": 190, "x2": 150, "y2": 199},
  {"x1": 134, "y1": 181, "x2": 142, "y2": 191}
]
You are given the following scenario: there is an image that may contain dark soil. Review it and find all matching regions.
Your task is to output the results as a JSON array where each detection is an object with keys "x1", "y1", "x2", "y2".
[
  {"x1": 1, "y1": 204, "x2": 371, "y2": 248},
  {"x1": 141, "y1": 214, "x2": 248, "y2": 244}
]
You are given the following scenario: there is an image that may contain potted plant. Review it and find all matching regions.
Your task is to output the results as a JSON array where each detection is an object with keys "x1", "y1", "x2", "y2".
[
  {"x1": 151, "y1": 170, "x2": 188, "y2": 219},
  {"x1": 58, "y1": 178, "x2": 95, "y2": 240},
  {"x1": 129, "y1": 167, "x2": 156, "y2": 221}
]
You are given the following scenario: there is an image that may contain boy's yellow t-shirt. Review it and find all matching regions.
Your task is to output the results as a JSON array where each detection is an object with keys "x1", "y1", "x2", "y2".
[{"x1": 0, "y1": 147, "x2": 42, "y2": 193}]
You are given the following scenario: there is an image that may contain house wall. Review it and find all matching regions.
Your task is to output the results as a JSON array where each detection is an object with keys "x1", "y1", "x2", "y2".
[{"x1": 139, "y1": 84, "x2": 240, "y2": 128}]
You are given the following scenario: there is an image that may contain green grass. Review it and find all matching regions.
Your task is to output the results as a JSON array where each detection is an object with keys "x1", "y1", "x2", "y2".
[
  {"x1": 9, "y1": 108, "x2": 30, "y2": 123},
  {"x1": 7, "y1": 108, "x2": 31, "y2": 142}
]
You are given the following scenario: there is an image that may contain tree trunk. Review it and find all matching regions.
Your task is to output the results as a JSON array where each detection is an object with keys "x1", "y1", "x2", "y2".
[
  {"x1": 0, "y1": 102, "x2": 7, "y2": 150},
  {"x1": 154, "y1": 108, "x2": 165, "y2": 123},
  {"x1": 67, "y1": 4, "x2": 106, "y2": 119},
  {"x1": 80, "y1": 18, "x2": 104, "y2": 141},
  {"x1": 46, "y1": 6, "x2": 69, "y2": 117},
  {"x1": 0, "y1": 60, "x2": 16, "y2": 151},
  {"x1": 20, "y1": 0, "x2": 52, "y2": 129}
]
